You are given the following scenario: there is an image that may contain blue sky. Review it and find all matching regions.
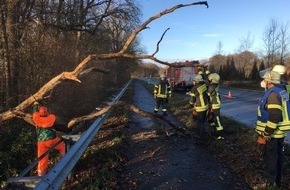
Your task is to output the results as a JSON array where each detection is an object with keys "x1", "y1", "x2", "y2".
[{"x1": 137, "y1": 0, "x2": 290, "y2": 62}]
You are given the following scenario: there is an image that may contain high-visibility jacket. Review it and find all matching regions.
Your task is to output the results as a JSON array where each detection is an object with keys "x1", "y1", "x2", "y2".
[
  {"x1": 255, "y1": 86, "x2": 289, "y2": 138},
  {"x1": 207, "y1": 83, "x2": 221, "y2": 109},
  {"x1": 189, "y1": 83, "x2": 209, "y2": 112},
  {"x1": 154, "y1": 80, "x2": 171, "y2": 98},
  {"x1": 32, "y1": 105, "x2": 57, "y2": 141},
  {"x1": 279, "y1": 84, "x2": 290, "y2": 131}
]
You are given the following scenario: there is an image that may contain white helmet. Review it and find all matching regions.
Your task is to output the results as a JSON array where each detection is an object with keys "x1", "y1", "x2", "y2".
[
  {"x1": 208, "y1": 73, "x2": 220, "y2": 84},
  {"x1": 194, "y1": 74, "x2": 204, "y2": 82},
  {"x1": 260, "y1": 70, "x2": 281, "y2": 84},
  {"x1": 160, "y1": 73, "x2": 166, "y2": 81},
  {"x1": 272, "y1": 65, "x2": 287, "y2": 75}
]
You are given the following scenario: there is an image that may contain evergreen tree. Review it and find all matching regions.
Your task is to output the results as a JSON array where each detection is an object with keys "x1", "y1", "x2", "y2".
[
  {"x1": 230, "y1": 57, "x2": 236, "y2": 80},
  {"x1": 225, "y1": 58, "x2": 230, "y2": 80},
  {"x1": 219, "y1": 65, "x2": 224, "y2": 80},
  {"x1": 249, "y1": 59, "x2": 259, "y2": 80},
  {"x1": 259, "y1": 60, "x2": 266, "y2": 71}
]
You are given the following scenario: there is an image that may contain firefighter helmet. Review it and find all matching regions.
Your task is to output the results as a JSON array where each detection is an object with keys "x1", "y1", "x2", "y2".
[
  {"x1": 208, "y1": 73, "x2": 220, "y2": 84},
  {"x1": 272, "y1": 65, "x2": 287, "y2": 75},
  {"x1": 194, "y1": 74, "x2": 204, "y2": 82},
  {"x1": 260, "y1": 70, "x2": 281, "y2": 84},
  {"x1": 39, "y1": 106, "x2": 49, "y2": 117}
]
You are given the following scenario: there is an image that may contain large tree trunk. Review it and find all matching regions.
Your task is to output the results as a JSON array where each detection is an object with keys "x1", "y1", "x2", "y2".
[
  {"x1": 5, "y1": 1, "x2": 20, "y2": 107},
  {"x1": 0, "y1": 1, "x2": 11, "y2": 110}
]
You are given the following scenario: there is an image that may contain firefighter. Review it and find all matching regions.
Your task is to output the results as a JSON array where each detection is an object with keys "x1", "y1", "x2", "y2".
[
  {"x1": 32, "y1": 102, "x2": 65, "y2": 176},
  {"x1": 189, "y1": 74, "x2": 210, "y2": 141},
  {"x1": 255, "y1": 70, "x2": 288, "y2": 188},
  {"x1": 198, "y1": 66, "x2": 211, "y2": 85},
  {"x1": 153, "y1": 73, "x2": 171, "y2": 115},
  {"x1": 207, "y1": 73, "x2": 224, "y2": 140}
]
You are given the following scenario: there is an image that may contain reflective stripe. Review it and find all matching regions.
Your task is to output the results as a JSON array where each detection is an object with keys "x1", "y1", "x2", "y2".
[
  {"x1": 266, "y1": 120, "x2": 278, "y2": 129},
  {"x1": 278, "y1": 101, "x2": 290, "y2": 131},
  {"x1": 155, "y1": 83, "x2": 170, "y2": 98},
  {"x1": 267, "y1": 104, "x2": 282, "y2": 110},
  {"x1": 208, "y1": 85, "x2": 221, "y2": 109},
  {"x1": 189, "y1": 92, "x2": 195, "y2": 97},
  {"x1": 216, "y1": 116, "x2": 223, "y2": 131},
  {"x1": 212, "y1": 104, "x2": 220, "y2": 109},
  {"x1": 278, "y1": 123, "x2": 290, "y2": 131},
  {"x1": 197, "y1": 84, "x2": 207, "y2": 94},
  {"x1": 190, "y1": 83, "x2": 209, "y2": 112},
  {"x1": 197, "y1": 84, "x2": 208, "y2": 111},
  {"x1": 195, "y1": 104, "x2": 209, "y2": 112},
  {"x1": 257, "y1": 107, "x2": 261, "y2": 117},
  {"x1": 272, "y1": 130, "x2": 287, "y2": 138},
  {"x1": 157, "y1": 94, "x2": 167, "y2": 98},
  {"x1": 281, "y1": 101, "x2": 289, "y2": 121},
  {"x1": 255, "y1": 121, "x2": 267, "y2": 135}
]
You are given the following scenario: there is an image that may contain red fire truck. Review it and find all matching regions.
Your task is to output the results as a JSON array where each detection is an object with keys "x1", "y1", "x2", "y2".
[{"x1": 166, "y1": 60, "x2": 203, "y2": 91}]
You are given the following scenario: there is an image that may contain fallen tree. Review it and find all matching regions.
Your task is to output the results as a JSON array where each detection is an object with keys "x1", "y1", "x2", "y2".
[{"x1": 0, "y1": 1, "x2": 209, "y2": 127}]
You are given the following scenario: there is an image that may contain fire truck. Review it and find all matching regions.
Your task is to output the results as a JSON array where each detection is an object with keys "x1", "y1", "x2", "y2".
[{"x1": 166, "y1": 60, "x2": 206, "y2": 91}]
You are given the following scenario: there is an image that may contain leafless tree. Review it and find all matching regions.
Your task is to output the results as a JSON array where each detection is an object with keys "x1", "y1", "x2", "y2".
[
  {"x1": 0, "y1": 1, "x2": 209, "y2": 127},
  {"x1": 215, "y1": 41, "x2": 223, "y2": 55},
  {"x1": 238, "y1": 31, "x2": 255, "y2": 53},
  {"x1": 278, "y1": 21, "x2": 290, "y2": 65},
  {"x1": 262, "y1": 18, "x2": 281, "y2": 67},
  {"x1": 0, "y1": 0, "x2": 142, "y2": 111}
]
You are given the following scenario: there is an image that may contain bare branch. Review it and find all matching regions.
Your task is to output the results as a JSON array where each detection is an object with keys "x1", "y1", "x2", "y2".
[
  {"x1": 0, "y1": 1, "x2": 209, "y2": 125},
  {"x1": 67, "y1": 102, "x2": 126, "y2": 128},
  {"x1": 152, "y1": 28, "x2": 170, "y2": 56},
  {"x1": 67, "y1": 101, "x2": 180, "y2": 130},
  {"x1": 118, "y1": 1, "x2": 209, "y2": 54}
]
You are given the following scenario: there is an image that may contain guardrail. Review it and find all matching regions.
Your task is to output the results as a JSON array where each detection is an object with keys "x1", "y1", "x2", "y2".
[{"x1": 7, "y1": 79, "x2": 132, "y2": 189}]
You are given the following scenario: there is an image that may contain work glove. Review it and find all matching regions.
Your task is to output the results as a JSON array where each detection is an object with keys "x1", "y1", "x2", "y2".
[
  {"x1": 192, "y1": 109, "x2": 197, "y2": 116},
  {"x1": 154, "y1": 94, "x2": 157, "y2": 99}
]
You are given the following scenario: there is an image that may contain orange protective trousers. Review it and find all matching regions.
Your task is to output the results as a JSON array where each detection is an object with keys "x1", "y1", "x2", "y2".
[{"x1": 37, "y1": 137, "x2": 65, "y2": 176}]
